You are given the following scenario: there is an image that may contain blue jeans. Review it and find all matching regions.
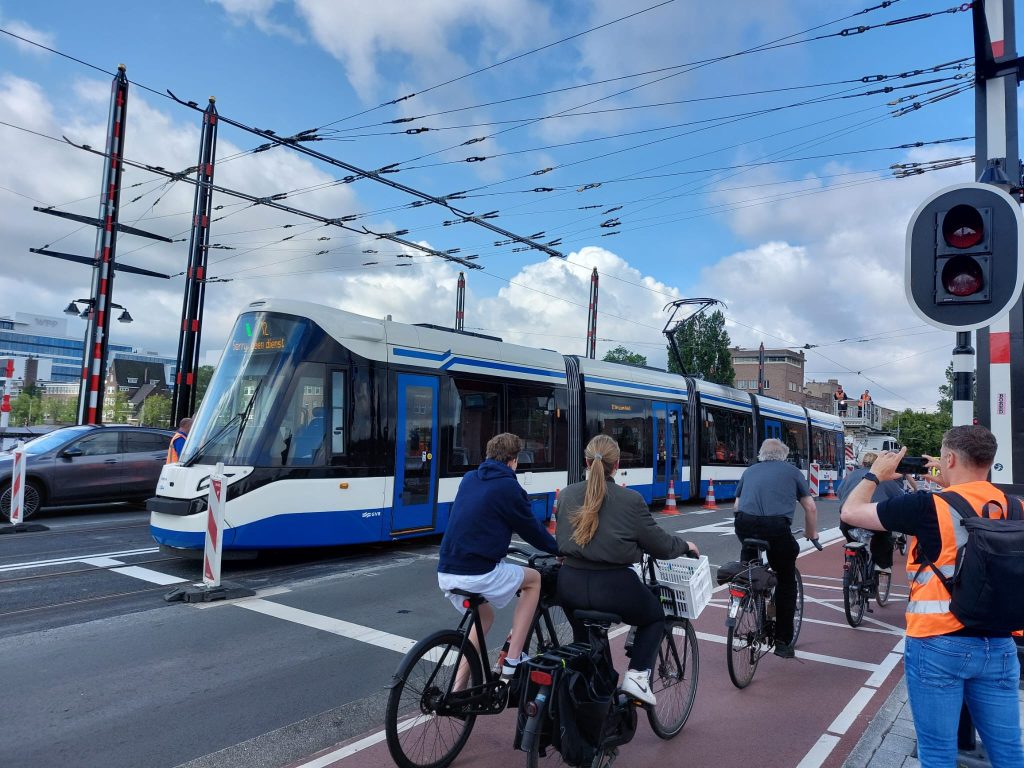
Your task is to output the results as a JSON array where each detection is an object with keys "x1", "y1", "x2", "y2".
[{"x1": 905, "y1": 635, "x2": 1023, "y2": 767}]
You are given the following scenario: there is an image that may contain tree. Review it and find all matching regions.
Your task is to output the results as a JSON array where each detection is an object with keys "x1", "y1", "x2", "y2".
[
  {"x1": 666, "y1": 309, "x2": 736, "y2": 386},
  {"x1": 10, "y1": 392, "x2": 42, "y2": 426},
  {"x1": 52, "y1": 397, "x2": 78, "y2": 425},
  {"x1": 139, "y1": 393, "x2": 172, "y2": 428},
  {"x1": 195, "y1": 365, "x2": 215, "y2": 409},
  {"x1": 103, "y1": 391, "x2": 132, "y2": 424},
  {"x1": 883, "y1": 409, "x2": 950, "y2": 456},
  {"x1": 603, "y1": 346, "x2": 648, "y2": 368},
  {"x1": 937, "y1": 361, "x2": 975, "y2": 419}
]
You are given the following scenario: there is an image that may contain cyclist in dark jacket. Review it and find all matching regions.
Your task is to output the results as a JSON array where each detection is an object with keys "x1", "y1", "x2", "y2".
[
  {"x1": 556, "y1": 434, "x2": 698, "y2": 706},
  {"x1": 438, "y1": 433, "x2": 558, "y2": 678}
]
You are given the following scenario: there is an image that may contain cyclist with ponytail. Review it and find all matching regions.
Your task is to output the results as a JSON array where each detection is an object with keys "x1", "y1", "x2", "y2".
[{"x1": 555, "y1": 434, "x2": 698, "y2": 705}]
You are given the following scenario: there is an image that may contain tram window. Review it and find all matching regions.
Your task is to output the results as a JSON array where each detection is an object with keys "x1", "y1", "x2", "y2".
[
  {"x1": 277, "y1": 372, "x2": 326, "y2": 466},
  {"x1": 586, "y1": 393, "x2": 648, "y2": 468},
  {"x1": 810, "y1": 427, "x2": 835, "y2": 469},
  {"x1": 508, "y1": 385, "x2": 555, "y2": 469},
  {"x1": 701, "y1": 406, "x2": 753, "y2": 465},
  {"x1": 450, "y1": 377, "x2": 501, "y2": 469},
  {"x1": 781, "y1": 421, "x2": 808, "y2": 469},
  {"x1": 331, "y1": 371, "x2": 345, "y2": 455}
]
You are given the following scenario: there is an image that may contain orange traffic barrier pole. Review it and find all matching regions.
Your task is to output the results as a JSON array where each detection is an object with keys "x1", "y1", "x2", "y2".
[
  {"x1": 546, "y1": 488, "x2": 559, "y2": 534},
  {"x1": 825, "y1": 477, "x2": 838, "y2": 499},
  {"x1": 702, "y1": 478, "x2": 718, "y2": 510},
  {"x1": 663, "y1": 479, "x2": 679, "y2": 515}
]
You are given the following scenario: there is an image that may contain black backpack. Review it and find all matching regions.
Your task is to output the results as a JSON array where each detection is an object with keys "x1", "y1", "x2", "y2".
[{"x1": 915, "y1": 490, "x2": 1024, "y2": 633}]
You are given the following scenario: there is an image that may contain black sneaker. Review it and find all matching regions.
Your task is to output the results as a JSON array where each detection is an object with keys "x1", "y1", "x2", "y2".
[{"x1": 774, "y1": 642, "x2": 795, "y2": 659}]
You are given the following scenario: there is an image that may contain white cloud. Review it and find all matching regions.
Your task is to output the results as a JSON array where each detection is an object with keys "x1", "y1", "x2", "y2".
[
  {"x1": 210, "y1": 0, "x2": 303, "y2": 41},
  {"x1": 0, "y1": 17, "x2": 56, "y2": 55}
]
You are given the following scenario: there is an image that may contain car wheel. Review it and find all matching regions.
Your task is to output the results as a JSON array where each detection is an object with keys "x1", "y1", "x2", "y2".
[{"x1": 1, "y1": 479, "x2": 43, "y2": 523}]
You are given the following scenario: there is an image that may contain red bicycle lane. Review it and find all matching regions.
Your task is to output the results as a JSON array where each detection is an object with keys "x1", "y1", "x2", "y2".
[{"x1": 290, "y1": 538, "x2": 910, "y2": 768}]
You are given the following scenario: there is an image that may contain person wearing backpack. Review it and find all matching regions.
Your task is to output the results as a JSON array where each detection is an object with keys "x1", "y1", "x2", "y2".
[{"x1": 841, "y1": 426, "x2": 1024, "y2": 767}]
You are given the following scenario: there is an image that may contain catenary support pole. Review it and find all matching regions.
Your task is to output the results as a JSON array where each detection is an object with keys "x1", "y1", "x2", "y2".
[
  {"x1": 455, "y1": 272, "x2": 465, "y2": 331},
  {"x1": 586, "y1": 267, "x2": 598, "y2": 359},
  {"x1": 973, "y1": 0, "x2": 1022, "y2": 484},
  {"x1": 78, "y1": 65, "x2": 129, "y2": 425},
  {"x1": 173, "y1": 97, "x2": 219, "y2": 426}
]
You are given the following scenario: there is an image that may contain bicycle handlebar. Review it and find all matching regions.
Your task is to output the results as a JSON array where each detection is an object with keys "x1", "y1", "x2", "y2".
[
  {"x1": 506, "y1": 546, "x2": 560, "y2": 568},
  {"x1": 792, "y1": 528, "x2": 823, "y2": 551}
]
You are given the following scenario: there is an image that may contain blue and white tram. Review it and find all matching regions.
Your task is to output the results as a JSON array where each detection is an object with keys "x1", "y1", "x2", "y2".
[{"x1": 148, "y1": 299, "x2": 843, "y2": 550}]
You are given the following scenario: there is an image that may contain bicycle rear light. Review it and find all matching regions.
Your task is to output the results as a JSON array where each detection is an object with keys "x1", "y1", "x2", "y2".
[
  {"x1": 530, "y1": 670, "x2": 553, "y2": 686},
  {"x1": 729, "y1": 587, "x2": 746, "y2": 598},
  {"x1": 462, "y1": 599, "x2": 471, "y2": 609},
  {"x1": 525, "y1": 701, "x2": 539, "y2": 717}
]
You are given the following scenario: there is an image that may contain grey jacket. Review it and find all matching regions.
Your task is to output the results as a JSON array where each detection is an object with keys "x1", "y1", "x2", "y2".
[{"x1": 556, "y1": 479, "x2": 690, "y2": 570}]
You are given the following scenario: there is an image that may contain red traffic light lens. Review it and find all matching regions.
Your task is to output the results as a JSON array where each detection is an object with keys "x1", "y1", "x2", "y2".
[
  {"x1": 942, "y1": 205, "x2": 984, "y2": 249},
  {"x1": 941, "y1": 255, "x2": 984, "y2": 297}
]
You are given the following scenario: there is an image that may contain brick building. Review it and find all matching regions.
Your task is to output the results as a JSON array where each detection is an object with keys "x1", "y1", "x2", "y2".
[{"x1": 729, "y1": 347, "x2": 813, "y2": 407}]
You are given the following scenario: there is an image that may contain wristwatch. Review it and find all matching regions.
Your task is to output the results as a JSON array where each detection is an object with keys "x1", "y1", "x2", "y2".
[{"x1": 863, "y1": 472, "x2": 880, "y2": 485}]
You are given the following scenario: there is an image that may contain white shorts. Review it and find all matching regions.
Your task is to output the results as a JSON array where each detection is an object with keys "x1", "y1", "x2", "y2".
[{"x1": 438, "y1": 561, "x2": 525, "y2": 612}]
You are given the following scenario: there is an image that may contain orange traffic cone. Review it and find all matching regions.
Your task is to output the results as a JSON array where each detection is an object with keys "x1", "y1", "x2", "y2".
[
  {"x1": 702, "y1": 478, "x2": 718, "y2": 510},
  {"x1": 825, "y1": 477, "x2": 838, "y2": 500},
  {"x1": 663, "y1": 479, "x2": 679, "y2": 515},
  {"x1": 547, "y1": 489, "x2": 559, "y2": 534}
]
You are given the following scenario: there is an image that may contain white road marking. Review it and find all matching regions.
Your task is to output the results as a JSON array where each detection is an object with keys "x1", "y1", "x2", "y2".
[
  {"x1": 0, "y1": 547, "x2": 159, "y2": 573},
  {"x1": 295, "y1": 714, "x2": 431, "y2": 768},
  {"x1": 237, "y1": 598, "x2": 418, "y2": 654},
  {"x1": 827, "y1": 686, "x2": 878, "y2": 734},
  {"x1": 695, "y1": 631, "x2": 878, "y2": 671},
  {"x1": 79, "y1": 556, "x2": 188, "y2": 585},
  {"x1": 804, "y1": 594, "x2": 905, "y2": 633},
  {"x1": 795, "y1": 734, "x2": 842, "y2": 768},
  {"x1": 800, "y1": 616, "x2": 903, "y2": 637},
  {"x1": 865, "y1": 649, "x2": 905, "y2": 688}
]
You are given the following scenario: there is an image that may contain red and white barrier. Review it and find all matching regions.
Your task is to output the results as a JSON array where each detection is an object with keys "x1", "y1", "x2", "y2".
[
  {"x1": 702, "y1": 478, "x2": 718, "y2": 510},
  {"x1": 9, "y1": 447, "x2": 25, "y2": 525},
  {"x1": 809, "y1": 462, "x2": 820, "y2": 497},
  {"x1": 203, "y1": 462, "x2": 226, "y2": 588}
]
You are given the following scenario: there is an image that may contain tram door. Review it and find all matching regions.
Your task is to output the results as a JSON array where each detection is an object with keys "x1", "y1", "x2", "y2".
[
  {"x1": 652, "y1": 402, "x2": 684, "y2": 500},
  {"x1": 391, "y1": 374, "x2": 439, "y2": 533}
]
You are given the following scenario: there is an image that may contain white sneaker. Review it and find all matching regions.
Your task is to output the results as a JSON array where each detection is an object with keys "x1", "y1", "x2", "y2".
[
  {"x1": 874, "y1": 565, "x2": 892, "y2": 574},
  {"x1": 500, "y1": 652, "x2": 530, "y2": 679},
  {"x1": 621, "y1": 669, "x2": 656, "y2": 706}
]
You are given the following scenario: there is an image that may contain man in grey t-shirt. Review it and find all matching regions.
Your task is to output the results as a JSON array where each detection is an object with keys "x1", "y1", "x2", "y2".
[{"x1": 733, "y1": 438, "x2": 818, "y2": 659}]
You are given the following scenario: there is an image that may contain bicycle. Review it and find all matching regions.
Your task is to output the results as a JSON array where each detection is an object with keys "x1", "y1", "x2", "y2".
[
  {"x1": 842, "y1": 529, "x2": 892, "y2": 627},
  {"x1": 516, "y1": 553, "x2": 702, "y2": 766},
  {"x1": 385, "y1": 548, "x2": 570, "y2": 768},
  {"x1": 719, "y1": 528, "x2": 820, "y2": 689}
]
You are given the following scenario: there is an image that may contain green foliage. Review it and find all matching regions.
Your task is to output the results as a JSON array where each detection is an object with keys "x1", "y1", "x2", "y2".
[
  {"x1": 139, "y1": 393, "x2": 172, "y2": 428},
  {"x1": 195, "y1": 365, "x2": 215, "y2": 409},
  {"x1": 103, "y1": 390, "x2": 132, "y2": 424},
  {"x1": 9, "y1": 392, "x2": 42, "y2": 426},
  {"x1": 666, "y1": 309, "x2": 736, "y2": 386},
  {"x1": 50, "y1": 397, "x2": 79, "y2": 425},
  {"x1": 937, "y1": 361, "x2": 975, "y2": 418},
  {"x1": 602, "y1": 345, "x2": 648, "y2": 368},
  {"x1": 883, "y1": 409, "x2": 951, "y2": 456}
]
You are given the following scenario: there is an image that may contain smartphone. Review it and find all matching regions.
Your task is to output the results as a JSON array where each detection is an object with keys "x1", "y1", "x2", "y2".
[{"x1": 896, "y1": 456, "x2": 929, "y2": 475}]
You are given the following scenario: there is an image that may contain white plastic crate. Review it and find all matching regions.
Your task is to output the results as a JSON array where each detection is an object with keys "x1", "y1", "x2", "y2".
[{"x1": 653, "y1": 555, "x2": 712, "y2": 619}]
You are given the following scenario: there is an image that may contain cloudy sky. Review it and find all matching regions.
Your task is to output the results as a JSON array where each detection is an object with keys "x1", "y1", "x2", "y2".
[{"x1": 0, "y1": 1, "x2": 1008, "y2": 410}]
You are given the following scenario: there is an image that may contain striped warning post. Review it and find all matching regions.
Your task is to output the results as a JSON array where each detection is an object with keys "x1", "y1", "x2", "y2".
[
  {"x1": 547, "y1": 488, "x2": 559, "y2": 534},
  {"x1": 702, "y1": 478, "x2": 717, "y2": 510},
  {"x1": 809, "y1": 462, "x2": 820, "y2": 497},
  {"x1": 203, "y1": 462, "x2": 227, "y2": 588},
  {"x1": 824, "y1": 475, "x2": 838, "y2": 499},
  {"x1": 9, "y1": 447, "x2": 25, "y2": 525}
]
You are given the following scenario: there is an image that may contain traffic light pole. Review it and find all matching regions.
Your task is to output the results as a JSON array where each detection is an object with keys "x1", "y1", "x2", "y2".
[{"x1": 973, "y1": 0, "x2": 1022, "y2": 484}]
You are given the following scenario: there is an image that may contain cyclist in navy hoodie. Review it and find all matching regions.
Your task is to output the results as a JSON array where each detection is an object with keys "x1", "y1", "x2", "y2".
[{"x1": 438, "y1": 432, "x2": 559, "y2": 678}]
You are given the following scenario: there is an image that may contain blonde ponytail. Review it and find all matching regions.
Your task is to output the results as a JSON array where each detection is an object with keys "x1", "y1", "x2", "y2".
[{"x1": 570, "y1": 434, "x2": 620, "y2": 546}]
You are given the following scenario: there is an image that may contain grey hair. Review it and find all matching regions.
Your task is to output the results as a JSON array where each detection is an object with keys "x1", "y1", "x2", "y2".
[{"x1": 758, "y1": 438, "x2": 790, "y2": 462}]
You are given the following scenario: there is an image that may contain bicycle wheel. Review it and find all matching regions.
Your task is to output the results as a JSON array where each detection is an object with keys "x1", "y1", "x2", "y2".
[
  {"x1": 647, "y1": 617, "x2": 699, "y2": 738},
  {"x1": 726, "y1": 596, "x2": 761, "y2": 689},
  {"x1": 525, "y1": 740, "x2": 575, "y2": 768},
  {"x1": 791, "y1": 570, "x2": 805, "y2": 645},
  {"x1": 875, "y1": 568, "x2": 892, "y2": 607},
  {"x1": 527, "y1": 604, "x2": 574, "y2": 655},
  {"x1": 386, "y1": 629, "x2": 483, "y2": 768},
  {"x1": 843, "y1": 555, "x2": 868, "y2": 627}
]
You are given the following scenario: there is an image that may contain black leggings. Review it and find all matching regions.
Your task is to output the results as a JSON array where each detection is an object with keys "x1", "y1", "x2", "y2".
[
  {"x1": 557, "y1": 565, "x2": 664, "y2": 672},
  {"x1": 734, "y1": 512, "x2": 800, "y2": 645}
]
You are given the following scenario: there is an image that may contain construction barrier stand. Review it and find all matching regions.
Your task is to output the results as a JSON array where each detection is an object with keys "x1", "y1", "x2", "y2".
[
  {"x1": 10, "y1": 447, "x2": 25, "y2": 525},
  {"x1": 203, "y1": 461, "x2": 226, "y2": 588}
]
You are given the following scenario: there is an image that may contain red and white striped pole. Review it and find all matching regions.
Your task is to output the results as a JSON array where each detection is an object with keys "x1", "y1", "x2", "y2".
[
  {"x1": 78, "y1": 65, "x2": 130, "y2": 425},
  {"x1": 809, "y1": 462, "x2": 820, "y2": 497},
  {"x1": 203, "y1": 461, "x2": 226, "y2": 588},
  {"x1": 9, "y1": 446, "x2": 26, "y2": 525}
]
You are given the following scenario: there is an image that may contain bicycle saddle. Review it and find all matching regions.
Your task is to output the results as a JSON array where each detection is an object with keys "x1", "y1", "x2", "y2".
[
  {"x1": 742, "y1": 538, "x2": 770, "y2": 552},
  {"x1": 844, "y1": 541, "x2": 867, "y2": 551},
  {"x1": 574, "y1": 610, "x2": 621, "y2": 626}
]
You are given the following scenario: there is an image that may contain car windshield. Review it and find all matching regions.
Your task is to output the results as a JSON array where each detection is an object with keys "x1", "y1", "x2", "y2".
[
  {"x1": 21, "y1": 426, "x2": 95, "y2": 455},
  {"x1": 181, "y1": 312, "x2": 310, "y2": 466}
]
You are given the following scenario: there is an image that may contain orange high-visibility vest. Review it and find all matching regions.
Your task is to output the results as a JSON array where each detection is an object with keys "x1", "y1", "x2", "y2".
[
  {"x1": 166, "y1": 430, "x2": 187, "y2": 464},
  {"x1": 905, "y1": 480, "x2": 1014, "y2": 638}
]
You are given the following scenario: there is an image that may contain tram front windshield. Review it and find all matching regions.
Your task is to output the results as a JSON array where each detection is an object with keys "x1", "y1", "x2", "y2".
[{"x1": 181, "y1": 312, "x2": 311, "y2": 466}]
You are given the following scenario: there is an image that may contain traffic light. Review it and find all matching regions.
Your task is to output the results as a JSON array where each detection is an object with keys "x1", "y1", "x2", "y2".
[{"x1": 905, "y1": 183, "x2": 1024, "y2": 331}]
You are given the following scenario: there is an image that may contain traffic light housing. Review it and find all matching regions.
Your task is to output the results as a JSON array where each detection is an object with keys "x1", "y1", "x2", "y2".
[{"x1": 905, "y1": 183, "x2": 1024, "y2": 331}]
